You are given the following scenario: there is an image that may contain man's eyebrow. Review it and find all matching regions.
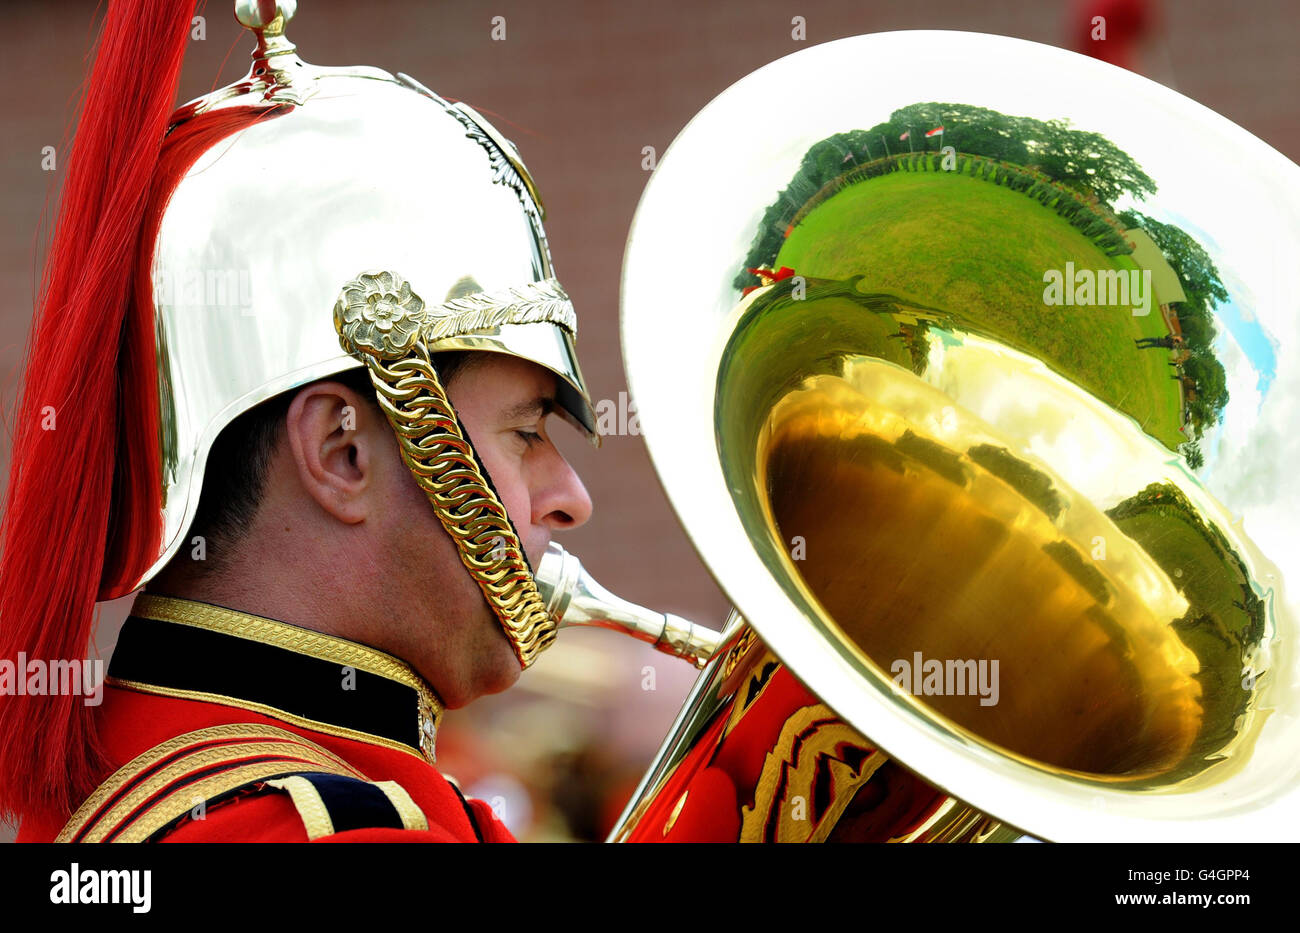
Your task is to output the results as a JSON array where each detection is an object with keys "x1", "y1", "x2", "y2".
[{"x1": 498, "y1": 395, "x2": 557, "y2": 422}]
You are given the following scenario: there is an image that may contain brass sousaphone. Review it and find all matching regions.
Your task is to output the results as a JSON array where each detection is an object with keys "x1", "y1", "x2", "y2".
[{"x1": 537, "y1": 31, "x2": 1300, "y2": 842}]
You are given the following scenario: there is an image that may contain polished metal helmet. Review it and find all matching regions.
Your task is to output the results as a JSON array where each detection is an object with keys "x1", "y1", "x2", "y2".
[{"x1": 101, "y1": 0, "x2": 597, "y2": 668}]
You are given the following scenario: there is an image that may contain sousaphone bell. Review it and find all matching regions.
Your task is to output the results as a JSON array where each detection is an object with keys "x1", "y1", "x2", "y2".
[{"x1": 538, "y1": 31, "x2": 1300, "y2": 842}]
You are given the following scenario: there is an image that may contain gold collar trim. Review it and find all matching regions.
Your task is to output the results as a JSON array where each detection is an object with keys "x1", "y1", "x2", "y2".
[{"x1": 126, "y1": 594, "x2": 444, "y2": 763}]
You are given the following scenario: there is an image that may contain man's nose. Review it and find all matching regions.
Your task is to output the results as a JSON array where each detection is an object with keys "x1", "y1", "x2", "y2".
[{"x1": 534, "y1": 446, "x2": 593, "y2": 530}]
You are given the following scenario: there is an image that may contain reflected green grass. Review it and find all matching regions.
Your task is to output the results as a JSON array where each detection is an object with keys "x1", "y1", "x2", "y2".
[{"x1": 776, "y1": 170, "x2": 1186, "y2": 449}]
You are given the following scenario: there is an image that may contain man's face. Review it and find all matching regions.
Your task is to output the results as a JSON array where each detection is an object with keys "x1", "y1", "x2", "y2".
[
  {"x1": 449, "y1": 353, "x2": 594, "y2": 569},
  {"x1": 373, "y1": 353, "x2": 593, "y2": 707}
]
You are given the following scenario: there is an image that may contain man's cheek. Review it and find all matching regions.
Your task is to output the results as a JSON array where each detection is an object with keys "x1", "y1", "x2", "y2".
[
  {"x1": 474, "y1": 439, "x2": 532, "y2": 550},
  {"x1": 506, "y1": 489, "x2": 534, "y2": 545},
  {"x1": 495, "y1": 467, "x2": 531, "y2": 531}
]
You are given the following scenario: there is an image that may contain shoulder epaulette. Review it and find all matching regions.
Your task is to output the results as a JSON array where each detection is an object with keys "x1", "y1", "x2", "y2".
[
  {"x1": 261, "y1": 772, "x2": 428, "y2": 839},
  {"x1": 57, "y1": 723, "x2": 424, "y2": 842}
]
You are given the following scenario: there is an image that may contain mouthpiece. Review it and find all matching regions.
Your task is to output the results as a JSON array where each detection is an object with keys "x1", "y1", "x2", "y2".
[{"x1": 534, "y1": 543, "x2": 720, "y2": 668}]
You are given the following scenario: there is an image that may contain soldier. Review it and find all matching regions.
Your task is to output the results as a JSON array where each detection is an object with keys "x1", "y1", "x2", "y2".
[
  {"x1": 0, "y1": 0, "x2": 597, "y2": 842},
  {"x1": 1134, "y1": 334, "x2": 1181, "y2": 350}
]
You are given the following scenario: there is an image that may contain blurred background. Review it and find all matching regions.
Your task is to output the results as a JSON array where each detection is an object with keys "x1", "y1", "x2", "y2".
[{"x1": 1, "y1": 0, "x2": 1296, "y2": 841}]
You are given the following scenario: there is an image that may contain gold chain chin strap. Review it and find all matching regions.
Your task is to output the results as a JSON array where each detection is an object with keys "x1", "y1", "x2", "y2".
[{"x1": 334, "y1": 270, "x2": 558, "y2": 668}]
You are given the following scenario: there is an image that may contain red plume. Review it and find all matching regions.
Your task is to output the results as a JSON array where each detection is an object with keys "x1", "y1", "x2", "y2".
[{"x1": 0, "y1": 0, "x2": 243, "y2": 822}]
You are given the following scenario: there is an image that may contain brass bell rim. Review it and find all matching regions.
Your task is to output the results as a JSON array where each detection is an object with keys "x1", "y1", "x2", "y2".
[{"x1": 621, "y1": 30, "x2": 1300, "y2": 842}]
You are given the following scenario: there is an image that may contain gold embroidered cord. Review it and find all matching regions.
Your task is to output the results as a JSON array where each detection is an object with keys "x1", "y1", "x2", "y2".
[{"x1": 362, "y1": 347, "x2": 556, "y2": 667}]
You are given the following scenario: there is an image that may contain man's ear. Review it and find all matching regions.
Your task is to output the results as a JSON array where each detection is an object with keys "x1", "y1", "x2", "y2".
[{"x1": 284, "y1": 380, "x2": 382, "y2": 524}]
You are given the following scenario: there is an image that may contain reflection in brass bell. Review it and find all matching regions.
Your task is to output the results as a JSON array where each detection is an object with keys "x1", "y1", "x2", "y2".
[{"x1": 595, "y1": 31, "x2": 1299, "y2": 842}]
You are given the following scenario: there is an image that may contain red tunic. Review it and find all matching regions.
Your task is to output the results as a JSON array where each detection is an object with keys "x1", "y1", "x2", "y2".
[{"x1": 17, "y1": 595, "x2": 515, "y2": 843}]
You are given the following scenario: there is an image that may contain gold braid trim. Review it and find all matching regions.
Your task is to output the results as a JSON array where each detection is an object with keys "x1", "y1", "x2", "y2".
[
  {"x1": 739, "y1": 705, "x2": 885, "y2": 844},
  {"x1": 263, "y1": 776, "x2": 336, "y2": 840},
  {"x1": 131, "y1": 594, "x2": 436, "y2": 693},
  {"x1": 335, "y1": 271, "x2": 574, "y2": 358},
  {"x1": 57, "y1": 724, "x2": 365, "y2": 843},
  {"x1": 426, "y1": 279, "x2": 576, "y2": 341},
  {"x1": 362, "y1": 347, "x2": 556, "y2": 667},
  {"x1": 373, "y1": 780, "x2": 430, "y2": 832},
  {"x1": 127, "y1": 594, "x2": 444, "y2": 762}
]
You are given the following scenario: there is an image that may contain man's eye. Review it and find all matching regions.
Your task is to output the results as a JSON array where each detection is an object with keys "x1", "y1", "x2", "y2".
[{"x1": 515, "y1": 429, "x2": 543, "y2": 447}]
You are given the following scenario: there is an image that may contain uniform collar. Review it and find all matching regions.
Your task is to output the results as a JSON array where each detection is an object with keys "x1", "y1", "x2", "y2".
[{"x1": 108, "y1": 594, "x2": 443, "y2": 764}]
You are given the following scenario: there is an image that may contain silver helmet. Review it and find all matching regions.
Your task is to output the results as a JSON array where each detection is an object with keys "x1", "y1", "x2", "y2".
[{"x1": 103, "y1": 0, "x2": 597, "y2": 668}]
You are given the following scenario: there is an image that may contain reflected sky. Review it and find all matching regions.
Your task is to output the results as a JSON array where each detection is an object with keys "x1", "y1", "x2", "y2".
[
  {"x1": 913, "y1": 323, "x2": 1285, "y2": 691},
  {"x1": 925, "y1": 330, "x2": 1187, "y2": 512},
  {"x1": 1130, "y1": 199, "x2": 1280, "y2": 396}
]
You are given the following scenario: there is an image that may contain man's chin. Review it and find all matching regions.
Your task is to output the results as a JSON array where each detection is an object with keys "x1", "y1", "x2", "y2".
[
  {"x1": 445, "y1": 640, "x2": 522, "y2": 708},
  {"x1": 483, "y1": 652, "x2": 523, "y2": 697}
]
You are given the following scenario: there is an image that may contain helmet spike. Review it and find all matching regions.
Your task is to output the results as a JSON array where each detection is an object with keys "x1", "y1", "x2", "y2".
[{"x1": 235, "y1": 0, "x2": 298, "y2": 54}]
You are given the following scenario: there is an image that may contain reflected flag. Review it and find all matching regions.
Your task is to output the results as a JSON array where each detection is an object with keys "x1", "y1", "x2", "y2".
[{"x1": 899, "y1": 130, "x2": 910, "y2": 141}]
